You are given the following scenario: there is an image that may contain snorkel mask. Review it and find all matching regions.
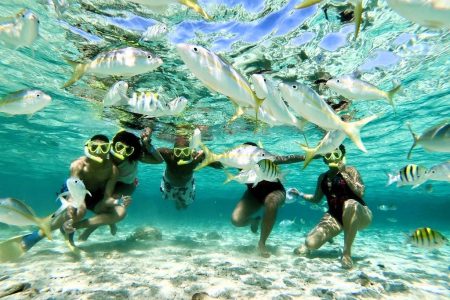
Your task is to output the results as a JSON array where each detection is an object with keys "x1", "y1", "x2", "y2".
[
  {"x1": 84, "y1": 140, "x2": 111, "y2": 163},
  {"x1": 324, "y1": 148, "x2": 345, "y2": 169},
  {"x1": 174, "y1": 147, "x2": 193, "y2": 165},
  {"x1": 111, "y1": 141, "x2": 135, "y2": 161}
]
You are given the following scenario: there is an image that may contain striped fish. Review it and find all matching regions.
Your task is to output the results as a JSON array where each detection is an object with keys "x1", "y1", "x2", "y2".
[
  {"x1": 407, "y1": 121, "x2": 450, "y2": 158},
  {"x1": 408, "y1": 227, "x2": 448, "y2": 249},
  {"x1": 256, "y1": 159, "x2": 284, "y2": 184},
  {"x1": 387, "y1": 164, "x2": 428, "y2": 188}
]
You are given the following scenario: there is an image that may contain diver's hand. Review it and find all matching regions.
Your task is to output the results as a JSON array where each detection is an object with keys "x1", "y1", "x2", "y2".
[
  {"x1": 140, "y1": 127, "x2": 153, "y2": 147},
  {"x1": 122, "y1": 195, "x2": 132, "y2": 208},
  {"x1": 193, "y1": 150, "x2": 204, "y2": 160}
]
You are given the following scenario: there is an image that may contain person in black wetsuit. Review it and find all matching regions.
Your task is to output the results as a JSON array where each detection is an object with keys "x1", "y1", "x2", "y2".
[
  {"x1": 231, "y1": 142, "x2": 314, "y2": 258},
  {"x1": 293, "y1": 144, "x2": 372, "y2": 269}
]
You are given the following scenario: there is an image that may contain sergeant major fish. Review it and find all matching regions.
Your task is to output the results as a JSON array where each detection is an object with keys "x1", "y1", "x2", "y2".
[
  {"x1": 63, "y1": 47, "x2": 163, "y2": 88},
  {"x1": 386, "y1": 164, "x2": 428, "y2": 188},
  {"x1": 0, "y1": 89, "x2": 51, "y2": 115},
  {"x1": 407, "y1": 121, "x2": 450, "y2": 159},
  {"x1": 0, "y1": 9, "x2": 39, "y2": 49},
  {"x1": 326, "y1": 75, "x2": 401, "y2": 109},
  {"x1": 279, "y1": 82, "x2": 377, "y2": 152},
  {"x1": 408, "y1": 227, "x2": 448, "y2": 249}
]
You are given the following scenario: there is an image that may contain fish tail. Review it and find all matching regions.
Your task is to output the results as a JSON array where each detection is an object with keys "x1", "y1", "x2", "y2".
[
  {"x1": 386, "y1": 173, "x2": 397, "y2": 186},
  {"x1": 0, "y1": 235, "x2": 29, "y2": 262},
  {"x1": 406, "y1": 122, "x2": 418, "y2": 159},
  {"x1": 386, "y1": 82, "x2": 402, "y2": 111},
  {"x1": 295, "y1": 0, "x2": 323, "y2": 9},
  {"x1": 342, "y1": 114, "x2": 378, "y2": 152},
  {"x1": 194, "y1": 143, "x2": 217, "y2": 171},
  {"x1": 228, "y1": 106, "x2": 245, "y2": 124},
  {"x1": 298, "y1": 142, "x2": 316, "y2": 169},
  {"x1": 353, "y1": 0, "x2": 363, "y2": 39},
  {"x1": 223, "y1": 172, "x2": 234, "y2": 184},
  {"x1": 62, "y1": 58, "x2": 86, "y2": 88},
  {"x1": 39, "y1": 214, "x2": 54, "y2": 240},
  {"x1": 179, "y1": 0, "x2": 211, "y2": 20}
]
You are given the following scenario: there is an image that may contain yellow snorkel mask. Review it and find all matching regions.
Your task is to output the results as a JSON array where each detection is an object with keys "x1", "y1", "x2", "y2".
[
  {"x1": 84, "y1": 140, "x2": 111, "y2": 163},
  {"x1": 110, "y1": 129, "x2": 136, "y2": 161},
  {"x1": 324, "y1": 148, "x2": 345, "y2": 168}
]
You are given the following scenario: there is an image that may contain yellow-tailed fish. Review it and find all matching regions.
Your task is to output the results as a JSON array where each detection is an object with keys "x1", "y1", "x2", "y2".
[
  {"x1": 326, "y1": 75, "x2": 401, "y2": 110},
  {"x1": 254, "y1": 159, "x2": 285, "y2": 187},
  {"x1": 295, "y1": 0, "x2": 363, "y2": 39},
  {"x1": 251, "y1": 74, "x2": 305, "y2": 130},
  {"x1": 128, "y1": 93, "x2": 188, "y2": 117},
  {"x1": 387, "y1": 0, "x2": 450, "y2": 29},
  {"x1": 0, "y1": 198, "x2": 52, "y2": 240},
  {"x1": 300, "y1": 130, "x2": 347, "y2": 169},
  {"x1": 279, "y1": 82, "x2": 377, "y2": 152},
  {"x1": 0, "y1": 9, "x2": 39, "y2": 49},
  {"x1": 407, "y1": 121, "x2": 450, "y2": 159},
  {"x1": 0, "y1": 235, "x2": 29, "y2": 262},
  {"x1": 129, "y1": 0, "x2": 211, "y2": 20},
  {"x1": 63, "y1": 47, "x2": 163, "y2": 88},
  {"x1": 408, "y1": 227, "x2": 448, "y2": 249},
  {"x1": 195, "y1": 143, "x2": 276, "y2": 171},
  {"x1": 244, "y1": 106, "x2": 284, "y2": 127},
  {"x1": 224, "y1": 169, "x2": 259, "y2": 185},
  {"x1": 176, "y1": 43, "x2": 264, "y2": 124},
  {"x1": 426, "y1": 161, "x2": 450, "y2": 182},
  {"x1": 386, "y1": 164, "x2": 428, "y2": 188},
  {"x1": 0, "y1": 89, "x2": 51, "y2": 115}
]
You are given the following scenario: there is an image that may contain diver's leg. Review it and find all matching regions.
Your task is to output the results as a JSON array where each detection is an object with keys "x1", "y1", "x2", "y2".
[
  {"x1": 231, "y1": 190, "x2": 262, "y2": 232},
  {"x1": 341, "y1": 199, "x2": 373, "y2": 269},
  {"x1": 294, "y1": 213, "x2": 342, "y2": 255},
  {"x1": 258, "y1": 190, "x2": 285, "y2": 258},
  {"x1": 75, "y1": 206, "x2": 127, "y2": 240}
]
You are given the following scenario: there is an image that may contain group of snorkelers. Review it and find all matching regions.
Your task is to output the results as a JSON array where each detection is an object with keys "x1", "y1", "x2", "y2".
[{"x1": 22, "y1": 127, "x2": 371, "y2": 269}]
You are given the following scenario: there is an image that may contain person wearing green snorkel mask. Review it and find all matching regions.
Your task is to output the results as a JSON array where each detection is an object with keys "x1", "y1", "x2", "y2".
[
  {"x1": 75, "y1": 128, "x2": 164, "y2": 241},
  {"x1": 158, "y1": 134, "x2": 222, "y2": 210},
  {"x1": 293, "y1": 144, "x2": 372, "y2": 269}
]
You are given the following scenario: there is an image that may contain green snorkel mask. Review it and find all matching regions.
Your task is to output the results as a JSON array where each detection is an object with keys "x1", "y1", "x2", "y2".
[
  {"x1": 84, "y1": 140, "x2": 111, "y2": 163},
  {"x1": 110, "y1": 129, "x2": 135, "y2": 161}
]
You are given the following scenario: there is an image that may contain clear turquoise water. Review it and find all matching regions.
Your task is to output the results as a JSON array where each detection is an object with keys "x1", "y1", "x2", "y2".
[{"x1": 0, "y1": 0, "x2": 449, "y2": 242}]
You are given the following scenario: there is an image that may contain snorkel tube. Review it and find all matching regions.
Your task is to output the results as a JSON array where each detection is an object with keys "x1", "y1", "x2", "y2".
[
  {"x1": 84, "y1": 145, "x2": 104, "y2": 163},
  {"x1": 110, "y1": 147, "x2": 126, "y2": 161}
]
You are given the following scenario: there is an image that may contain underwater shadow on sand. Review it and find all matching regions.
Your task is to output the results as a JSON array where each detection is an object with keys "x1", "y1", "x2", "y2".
[{"x1": 78, "y1": 239, "x2": 161, "y2": 254}]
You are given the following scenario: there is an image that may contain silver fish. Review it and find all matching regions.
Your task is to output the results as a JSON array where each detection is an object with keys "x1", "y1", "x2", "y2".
[
  {"x1": 55, "y1": 177, "x2": 91, "y2": 216},
  {"x1": 0, "y1": 89, "x2": 51, "y2": 115},
  {"x1": 140, "y1": 23, "x2": 168, "y2": 42},
  {"x1": 387, "y1": 164, "x2": 428, "y2": 188},
  {"x1": 279, "y1": 218, "x2": 296, "y2": 227},
  {"x1": 0, "y1": 9, "x2": 39, "y2": 48},
  {"x1": 129, "y1": 0, "x2": 211, "y2": 20},
  {"x1": 377, "y1": 204, "x2": 397, "y2": 211},
  {"x1": 63, "y1": 47, "x2": 163, "y2": 87},
  {"x1": 426, "y1": 161, "x2": 450, "y2": 182},
  {"x1": 407, "y1": 121, "x2": 450, "y2": 158},
  {"x1": 387, "y1": 0, "x2": 450, "y2": 29},
  {"x1": 299, "y1": 130, "x2": 346, "y2": 169},
  {"x1": 0, "y1": 198, "x2": 52, "y2": 240}
]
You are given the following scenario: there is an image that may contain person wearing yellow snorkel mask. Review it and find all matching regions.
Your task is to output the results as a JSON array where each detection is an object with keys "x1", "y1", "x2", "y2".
[
  {"x1": 158, "y1": 134, "x2": 222, "y2": 210},
  {"x1": 293, "y1": 144, "x2": 372, "y2": 269},
  {"x1": 75, "y1": 128, "x2": 164, "y2": 241}
]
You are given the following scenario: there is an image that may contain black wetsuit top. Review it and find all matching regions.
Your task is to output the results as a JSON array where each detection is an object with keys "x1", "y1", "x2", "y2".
[
  {"x1": 247, "y1": 180, "x2": 285, "y2": 203},
  {"x1": 320, "y1": 172, "x2": 366, "y2": 225}
]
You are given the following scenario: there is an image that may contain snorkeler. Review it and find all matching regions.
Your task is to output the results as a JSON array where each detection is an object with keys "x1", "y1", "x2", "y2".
[
  {"x1": 231, "y1": 142, "x2": 316, "y2": 258},
  {"x1": 76, "y1": 128, "x2": 164, "y2": 240},
  {"x1": 293, "y1": 144, "x2": 372, "y2": 269},
  {"x1": 14, "y1": 134, "x2": 121, "y2": 253},
  {"x1": 158, "y1": 134, "x2": 222, "y2": 210}
]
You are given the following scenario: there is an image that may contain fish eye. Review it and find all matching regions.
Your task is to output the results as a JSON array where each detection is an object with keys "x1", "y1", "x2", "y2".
[
  {"x1": 262, "y1": 153, "x2": 265, "y2": 156},
  {"x1": 37, "y1": 20, "x2": 40, "y2": 24},
  {"x1": 292, "y1": 85, "x2": 297, "y2": 89},
  {"x1": 336, "y1": 79, "x2": 340, "y2": 83},
  {"x1": 263, "y1": 78, "x2": 266, "y2": 82},
  {"x1": 193, "y1": 47, "x2": 198, "y2": 52},
  {"x1": 37, "y1": 94, "x2": 40, "y2": 97},
  {"x1": 147, "y1": 55, "x2": 152, "y2": 59}
]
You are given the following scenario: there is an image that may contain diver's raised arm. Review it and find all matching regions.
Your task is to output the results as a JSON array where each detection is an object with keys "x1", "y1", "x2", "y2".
[
  {"x1": 140, "y1": 127, "x2": 164, "y2": 164},
  {"x1": 274, "y1": 154, "x2": 321, "y2": 165},
  {"x1": 340, "y1": 166, "x2": 365, "y2": 198}
]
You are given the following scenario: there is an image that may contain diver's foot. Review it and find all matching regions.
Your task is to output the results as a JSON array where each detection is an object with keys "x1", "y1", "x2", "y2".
[
  {"x1": 293, "y1": 245, "x2": 311, "y2": 256},
  {"x1": 258, "y1": 242, "x2": 271, "y2": 258},
  {"x1": 341, "y1": 255, "x2": 353, "y2": 269},
  {"x1": 109, "y1": 224, "x2": 118, "y2": 236},
  {"x1": 250, "y1": 216, "x2": 261, "y2": 234},
  {"x1": 79, "y1": 227, "x2": 97, "y2": 241}
]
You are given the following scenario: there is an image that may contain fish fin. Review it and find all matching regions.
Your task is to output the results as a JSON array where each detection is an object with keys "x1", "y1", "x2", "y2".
[
  {"x1": 298, "y1": 142, "x2": 316, "y2": 169},
  {"x1": 254, "y1": 94, "x2": 265, "y2": 132},
  {"x1": 0, "y1": 235, "x2": 29, "y2": 262},
  {"x1": 179, "y1": 0, "x2": 211, "y2": 20},
  {"x1": 257, "y1": 140, "x2": 264, "y2": 149},
  {"x1": 295, "y1": 118, "x2": 308, "y2": 132},
  {"x1": 194, "y1": 143, "x2": 217, "y2": 171},
  {"x1": 386, "y1": 82, "x2": 402, "y2": 112},
  {"x1": 279, "y1": 170, "x2": 289, "y2": 184},
  {"x1": 228, "y1": 106, "x2": 245, "y2": 124},
  {"x1": 223, "y1": 172, "x2": 234, "y2": 184},
  {"x1": 38, "y1": 214, "x2": 54, "y2": 240},
  {"x1": 406, "y1": 122, "x2": 418, "y2": 159},
  {"x1": 62, "y1": 58, "x2": 86, "y2": 88},
  {"x1": 295, "y1": 0, "x2": 323, "y2": 9},
  {"x1": 87, "y1": 190, "x2": 92, "y2": 197},
  {"x1": 342, "y1": 114, "x2": 378, "y2": 152},
  {"x1": 353, "y1": 0, "x2": 363, "y2": 39},
  {"x1": 386, "y1": 172, "x2": 397, "y2": 187}
]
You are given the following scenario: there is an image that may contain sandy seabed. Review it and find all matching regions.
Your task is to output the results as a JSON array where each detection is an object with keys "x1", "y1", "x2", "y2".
[{"x1": 0, "y1": 222, "x2": 449, "y2": 300}]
